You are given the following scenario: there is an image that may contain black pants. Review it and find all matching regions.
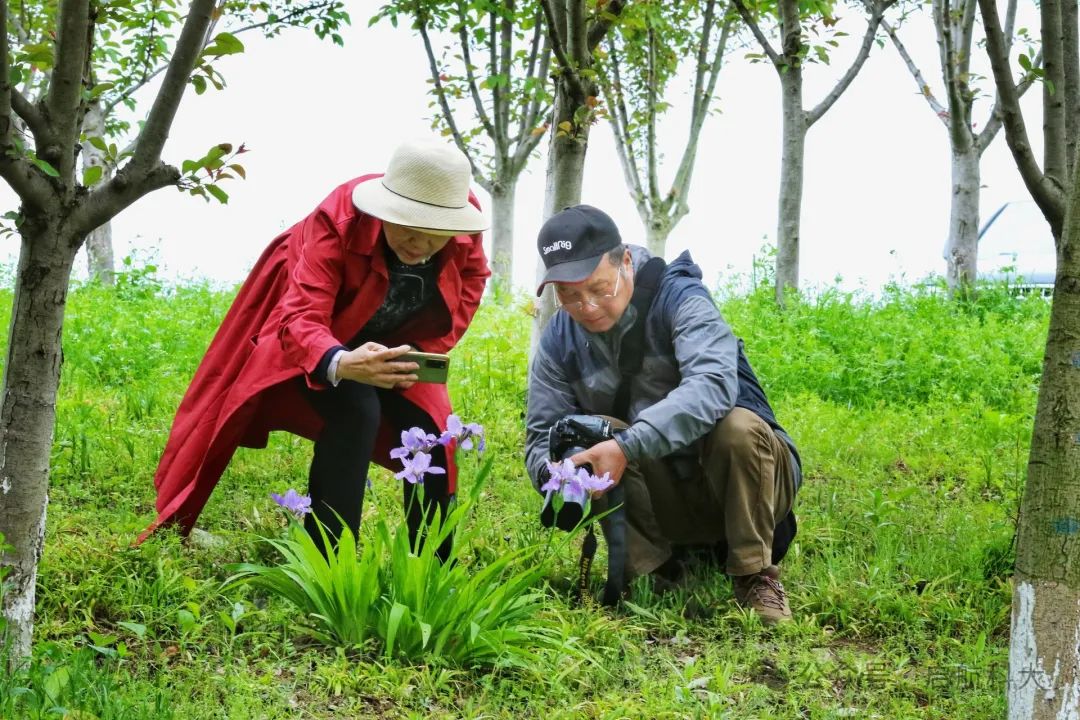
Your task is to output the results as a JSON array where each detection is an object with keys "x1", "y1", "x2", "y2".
[{"x1": 301, "y1": 379, "x2": 453, "y2": 559}]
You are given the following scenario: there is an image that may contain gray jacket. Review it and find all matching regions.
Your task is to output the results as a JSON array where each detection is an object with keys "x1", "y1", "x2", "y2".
[{"x1": 525, "y1": 245, "x2": 799, "y2": 489}]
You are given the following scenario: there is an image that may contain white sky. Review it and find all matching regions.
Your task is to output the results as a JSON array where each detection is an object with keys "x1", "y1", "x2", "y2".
[{"x1": 0, "y1": 3, "x2": 1051, "y2": 294}]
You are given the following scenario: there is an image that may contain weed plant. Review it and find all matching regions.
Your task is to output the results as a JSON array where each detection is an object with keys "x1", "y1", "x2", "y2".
[{"x1": 0, "y1": 263, "x2": 1048, "y2": 718}]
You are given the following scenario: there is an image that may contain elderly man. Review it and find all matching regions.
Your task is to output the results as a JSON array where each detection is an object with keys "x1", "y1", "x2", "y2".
[{"x1": 525, "y1": 205, "x2": 801, "y2": 624}]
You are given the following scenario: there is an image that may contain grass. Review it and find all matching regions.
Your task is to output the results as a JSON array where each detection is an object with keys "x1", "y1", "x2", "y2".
[{"x1": 0, "y1": 263, "x2": 1049, "y2": 718}]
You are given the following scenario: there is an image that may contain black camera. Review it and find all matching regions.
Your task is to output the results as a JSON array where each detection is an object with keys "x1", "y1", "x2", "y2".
[{"x1": 540, "y1": 415, "x2": 616, "y2": 530}]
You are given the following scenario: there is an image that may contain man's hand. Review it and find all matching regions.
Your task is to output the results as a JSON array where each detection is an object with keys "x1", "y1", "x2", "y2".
[
  {"x1": 569, "y1": 438, "x2": 628, "y2": 493},
  {"x1": 335, "y1": 342, "x2": 419, "y2": 389}
]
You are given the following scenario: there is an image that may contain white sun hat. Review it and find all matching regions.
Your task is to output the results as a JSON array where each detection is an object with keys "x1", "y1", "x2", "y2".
[{"x1": 352, "y1": 139, "x2": 489, "y2": 236}]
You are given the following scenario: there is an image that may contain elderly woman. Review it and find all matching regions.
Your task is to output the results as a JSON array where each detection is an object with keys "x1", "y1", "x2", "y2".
[{"x1": 138, "y1": 139, "x2": 490, "y2": 551}]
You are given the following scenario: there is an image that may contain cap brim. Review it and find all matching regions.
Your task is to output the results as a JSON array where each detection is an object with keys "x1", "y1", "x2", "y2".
[
  {"x1": 535, "y1": 253, "x2": 606, "y2": 296},
  {"x1": 352, "y1": 180, "x2": 489, "y2": 234}
]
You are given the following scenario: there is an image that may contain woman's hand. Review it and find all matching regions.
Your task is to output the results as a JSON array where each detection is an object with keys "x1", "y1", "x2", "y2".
[{"x1": 335, "y1": 342, "x2": 419, "y2": 389}]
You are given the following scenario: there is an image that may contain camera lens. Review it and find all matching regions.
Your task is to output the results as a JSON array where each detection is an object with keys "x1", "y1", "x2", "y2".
[{"x1": 428, "y1": 360, "x2": 447, "y2": 369}]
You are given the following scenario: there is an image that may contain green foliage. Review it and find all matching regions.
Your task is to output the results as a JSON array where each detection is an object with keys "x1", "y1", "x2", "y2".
[
  {"x1": 228, "y1": 459, "x2": 579, "y2": 668},
  {"x1": 0, "y1": 642, "x2": 175, "y2": 720},
  {"x1": 179, "y1": 142, "x2": 250, "y2": 204},
  {"x1": 598, "y1": 0, "x2": 708, "y2": 138},
  {"x1": 370, "y1": 0, "x2": 552, "y2": 183},
  {"x1": 1, "y1": 272, "x2": 1045, "y2": 717},
  {"x1": 737, "y1": 0, "x2": 864, "y2": 69},
  {"x1": 226, "y1": 513, "x2": 383, "y2": 649},
  {"x1": 7, "y1": 0, "x2": 350, "y2": 193},
  {"x1": 721, "y1": 281, "x2": 1049, "y2": 413}
]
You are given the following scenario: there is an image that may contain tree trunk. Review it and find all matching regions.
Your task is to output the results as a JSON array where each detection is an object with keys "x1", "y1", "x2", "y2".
[
  {"x1": 489, "y1": 180, "x2": 516, "y2": 299},
  {"x1": 945, "y1": 146, "x2": 981, "y2": 294},
  {"x1": 1008, "y1": 197, "x2": 1080, "y2": 719},
  {"x1": 531, "y1": 86, "x2": 590, "y2": 354},
  {"x1": 645, "y1": 214, "x2": 672, "y2": 257},
  {"x1": 775, "y1": 71, "x2": 806, "y2": 304},
  {"x1": 0, "y1": 220, "x2": 78, "y2": 662},
  {"x1": 85, "y1": 216, "x2": 115, "y2": 285},
  {"x1": 81, "y1": 104, "x2": 115, "y2": 285}
]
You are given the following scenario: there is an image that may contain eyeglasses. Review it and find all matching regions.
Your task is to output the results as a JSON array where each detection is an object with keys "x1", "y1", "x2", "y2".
[{"x1": 555, "y1": 267, "x2": 624, "y2": 312}]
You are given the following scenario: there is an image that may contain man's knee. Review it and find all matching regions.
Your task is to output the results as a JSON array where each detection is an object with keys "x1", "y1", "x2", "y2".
[{"x1": 709, "y1": 407, "x2": 773, "y2": 459}]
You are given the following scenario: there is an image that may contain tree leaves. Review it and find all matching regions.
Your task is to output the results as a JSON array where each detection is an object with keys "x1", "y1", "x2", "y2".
[
  {"x1": 82, "y1": 166, "x2": 104, "y2": 187},
  {"x1": 201, "y1": 31, "x2": 245, "y2": 58},
  {"x1": 179, "y1": 143, "x2": 248, "y2": 205},
  {"x1": 31, "y1": 157, "x2": 60, "y2": 178}
]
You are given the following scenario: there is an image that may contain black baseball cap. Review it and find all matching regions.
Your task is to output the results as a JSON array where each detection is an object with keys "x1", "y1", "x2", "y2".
[{"x1": 535, "y1": 205, "x2": 622, "y2": 296}]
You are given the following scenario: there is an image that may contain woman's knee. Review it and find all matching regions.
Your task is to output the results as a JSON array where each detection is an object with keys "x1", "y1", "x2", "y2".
[{"x1": 321, "y1": 381, "x2": 381, "y2": 427}]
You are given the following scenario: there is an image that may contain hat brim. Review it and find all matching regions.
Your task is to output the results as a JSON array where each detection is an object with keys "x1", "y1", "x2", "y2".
[
  {"x1": 352, "y1": 179, "x2": 489, "y2": 235},
  {"x1": 535, "y1": 253, "x2": 606, "y2": 296}
]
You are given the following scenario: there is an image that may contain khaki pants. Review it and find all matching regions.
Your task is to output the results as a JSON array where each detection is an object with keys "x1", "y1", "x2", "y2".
[{"x1": 596, "y1": 408, "x2": 797, "y2": 578}]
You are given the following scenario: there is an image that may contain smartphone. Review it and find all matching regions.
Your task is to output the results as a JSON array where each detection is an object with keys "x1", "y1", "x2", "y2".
[{"x1": 398, "y1": 351, "x2": 451, "y2": 384}]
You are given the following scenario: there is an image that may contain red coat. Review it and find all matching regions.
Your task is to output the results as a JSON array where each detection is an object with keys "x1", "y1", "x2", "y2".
[{"x1": 136, "y1": 175, "x2": 490, "y2": 543}]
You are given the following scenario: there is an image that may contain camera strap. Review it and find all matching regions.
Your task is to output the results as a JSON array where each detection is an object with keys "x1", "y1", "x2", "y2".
[{"x1": 612, "y1": 256, "x2": 667, "y2": 420}]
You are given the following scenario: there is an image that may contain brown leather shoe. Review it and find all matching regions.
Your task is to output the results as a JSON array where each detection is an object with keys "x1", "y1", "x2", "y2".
[{"x1": 732, "y1": 565, "x2": 792, "y2": 625}]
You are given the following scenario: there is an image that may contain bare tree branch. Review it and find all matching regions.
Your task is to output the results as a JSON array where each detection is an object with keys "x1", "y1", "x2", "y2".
[
  {"x1": 778, "y1": 0, "x2": 801, "y2": 58},
  {"x1": 0, "y1": 2, "x2": 14, "y2": 149},
  {"x1": 1061, "y1": 0, "x2": 1080, "y2": 177},
  {"x1": 978, "y1": 49, "x2": 1042, "y2": 153},
  {"x1": 511, "y1": 109, "x2": 549, "y2": 176},
  {"x1": 10, "y1": 92, "x2": 49, "y2": 146},
  {"x1": 456, "y1": 2, "x2": 497, "y2": 141},
  {"x1": 1002, "y1": 0, "x2": 1018, "y2": 47},
  {"x1": 958, "y1": 0, "x2": 978, "y2": 77},
  {"x1": 0, "y1": 0, "x2": 53, "y2": 209},
  {"x1": 977, "y1": 0, "x2": 1065, "y2": 228},
  {"x1": 646, "y1": 26, "x2": 659, "y2": 203},
  {"x1": 227, "y1": 0, "x2": 341, "y2": 35},
  {"x1": 416, "y1": 13, "x2": 483, "y2": 187},
  {"x1": 489, "y1": 7, "x2": 502, "y2": 153},
  {"x1": 511, "y1": 27, "x2": 552, "y2": 176},
  {"x1": 733, "y1": 2, "x2": 780, "y2": 67},
  {"x1": 1041, "y1": 0, "x2": 1067, "y2": 185},
  {"x1": 586, "y1": 0, "x2": 626, "y2": 51},
  {"x1": 936, "y1": 0, "x2": 973, "y2": 149},
  {"x1": 45, "y1": 0, "x2": 92, "y2": 180},
  {"x1": 514, "y1": 10, "x2": 547, "y2": 144},
  {"x1": 130, "y1": 0, "x2": 216, "y2": 176},
  {"x1": 598, "y1": 41, "x2": 645, "y2": 207},
  {"x1": 882, "y1": 17, "x2": 948, "y2": 123},
  {"x1": 673, "y1": 1, "x2": 732, "y2": 199},
  {"x1": 10, "y1": 6, "x2": 33, "y2": 45},
  {"x1": 497, "y1": 1, "x2": 514, "y2": 158},
  {"x1": 807, "y1": 0, "x2": 891, "y2": 127},
  {"x1": 539, "y1": 0, "x2": 586, "y2": 100},
  {"x1": 105, "y1": 2, "x2": 340, "y2": 116},
  {"x1": 103, "y1": 66, "x2": 166, "y2": 116},
  {"x1": 691, "y1": 0, "x2": 718, "y2": 119},
  {"x1": 71, "y1": 163, "x2": 180, "y2": 241},
  {"x1": 566, "y1": 0, "x2": 587, "y2": 75}
]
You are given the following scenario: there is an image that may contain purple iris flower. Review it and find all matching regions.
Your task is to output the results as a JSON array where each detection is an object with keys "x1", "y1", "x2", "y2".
[
  {"x1": 541, "y1": 459, "x2": 613, "y2": 503},
  {"x1": 578, "y1": 467, "x2": 614, "y2": 494},
  {"x1": 542, "y1": 459, "x2": 576, "y2": 493},
  {"x1": 394, "y1": 451, "x2": 446, "y2": 485},
  {"x1": 271, "y1": 489, "x2": 312, "y2": 519},
  {"x1": 437, "y1": 414, "x2": 486, "y2": 453},
  {"x1": 462, "y1": 421, "x2": 485, "y2": 452},
  {"x1": 401, "y1": 427, "x2": 437, "y2": 453}
]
